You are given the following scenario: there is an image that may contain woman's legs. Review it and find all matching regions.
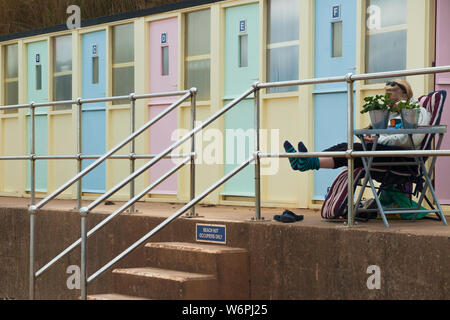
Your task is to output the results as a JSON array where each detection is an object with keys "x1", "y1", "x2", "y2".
[{"x1": 284, "y1": 140, "x2": 414, "y2": 173}]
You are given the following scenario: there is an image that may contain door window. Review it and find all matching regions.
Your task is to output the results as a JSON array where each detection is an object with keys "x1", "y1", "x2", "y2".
[{"x1": 266, "y1": 0, "x2": 300, "y2": 93}]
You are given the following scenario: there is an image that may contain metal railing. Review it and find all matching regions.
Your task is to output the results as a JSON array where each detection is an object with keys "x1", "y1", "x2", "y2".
[
  {"x1": 2, "y1": 67, "x2": 450, "y2": 300},
  {"x1": 66, "y1": 65, "x2": 448, "y2": 300},
  {"x1": 0, "y1": 88, "x2": 198, "y2": 300}
]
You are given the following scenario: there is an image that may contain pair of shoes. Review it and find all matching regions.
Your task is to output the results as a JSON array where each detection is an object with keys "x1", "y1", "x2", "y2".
[{"x1": 274, "y1": 210, "x2": 304, "y2": 223}]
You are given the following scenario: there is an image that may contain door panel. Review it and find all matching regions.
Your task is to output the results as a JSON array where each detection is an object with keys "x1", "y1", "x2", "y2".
[
  {"x1": 81, "y1": 31, "x2": 106, "y2": 193},
  {"x1": 27, "y1": 41, "x2": 49, "y2": 192},
  {"x1": 313, "y1": 0, "x2": 356, "y2": 200},
  {"x1": 223, "y1": 3, "x2": 259, "y2": 197},
  {"x1": 435, "y1": 0, "x2": 450, "y2": 204},
  {"x1": 148, "y1": 18, "x2": 178, "y2": 195}
]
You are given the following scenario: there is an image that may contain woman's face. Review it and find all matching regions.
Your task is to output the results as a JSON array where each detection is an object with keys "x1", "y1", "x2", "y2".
[{"x1": 385, "y1": 83, "x2": 407, "y2": 102}]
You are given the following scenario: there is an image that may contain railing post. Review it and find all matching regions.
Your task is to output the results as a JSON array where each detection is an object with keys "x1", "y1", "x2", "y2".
[
  {"x1": 30, "y1": 102, "x2": 36, "y2": 206},
  {"x1": 29, "y1": 210, "x2": 36, "y2": 300},
  {"x1": 80, "y1": 208, "x2": 88, "y2": 300},
  {"x1": 129, "y1": 93, "x2": 136, "y2": 213},
  {"x1": 76, "y1": 98, "x2": 83, "y2": 210},
  {"x1": 346, "y1": 73, "x2": 355, "y2": 227},
  {"x1": 29, "y1": 102, "x2": 36, "y2": 300},
  {"x1": 253, "y1": 83, "x2": 262, "y2": 221},
  {"x1": 187, "y1": 88, "x2": 197, "y2": 218}
]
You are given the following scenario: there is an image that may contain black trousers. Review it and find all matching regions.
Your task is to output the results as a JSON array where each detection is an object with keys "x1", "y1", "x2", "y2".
[{"x1": 323, "y1": 142, "x2": 417, "y2": 174}]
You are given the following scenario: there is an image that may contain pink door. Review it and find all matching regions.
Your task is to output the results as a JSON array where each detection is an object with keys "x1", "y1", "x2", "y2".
[
  {"x1": 148, "y1": 18, "x2": 178, "y2": 195},
  {"x1": 435, "y1": 0, "x2": 450, "y2": 204}
]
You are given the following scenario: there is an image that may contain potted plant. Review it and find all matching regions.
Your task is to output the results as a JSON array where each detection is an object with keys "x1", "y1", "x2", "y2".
[
  {"x1": 396, "y1": 99, "x2": 421, "y2": 129},
  {"x1": 361, "y1": 93, "x2": 395, "y2": 129}
]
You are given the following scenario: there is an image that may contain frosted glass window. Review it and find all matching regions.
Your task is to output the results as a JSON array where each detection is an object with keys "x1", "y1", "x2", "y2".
[
  {"x1": 54, "y1": 35, "x2": 72, "y2": 73},
  {"x1": 185, "y1": 9, "x2": 211, "y2": 56},
  {"x1": 365, "y1": 30, "x2": 406, "y2": 82},
  {"x1": 112, "y1": 24, "x2": 134, "y2": 64},
  {"x1": 113, "y1": 67, "x2": 134, "y2": 105},
  {"x1": 267, "y1": 45, "x2": 299, "y2": 93},
  {"x1": 267, "y1": 0, "x2": 300, "y2": 44},
  {"x1": 53, "y1": 35, "x2": 72, "y2": 110},
  {"x1": 36, "y1": 65, "x2": 42, "y2": 90},
  {"x1": 5, "y1": 82, "x2": 19, "y2": 106},
  {"x1": 332, "y1": 21, "x2": 343, "y2": 58},
  {"x1": 366, "y1": 0, "x2": 407, "y2": 29},
  {"x1": 53, "y1": 75, "x2": 72, "y2": 107},
  {"x1": 365, "y1": 0, "x2": 407, "y2": 84},
  {"x1": 239, "y1": 35, "x2": 248, "y2": 68},
  {"x1": 4, "y1": 44, "x2": 19, "y2": 113},
  {"x1": 162, "y1": 46, "x2": 169, "y2": 76},
  {"x1": 112, "y1": 23, "x2": 134, "y2": 105},
  {"x1": 185, "y1": 9, "x2": 211, "y2": 101},
  {"x1": 185, "y1": 59, "x2": 211, "y2": 101},
  {"x1": 266, "y1": 0, "x2": 300, "y2": 93},
  {"x1": 92, "y1": 56, "x2": 99, "y2": 84},
  {"x1": 6, "y1": 44, "x2": 18, "y2": 78}
]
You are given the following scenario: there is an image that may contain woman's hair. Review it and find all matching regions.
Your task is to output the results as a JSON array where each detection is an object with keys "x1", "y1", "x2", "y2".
[{"x1": 385, "y1": 78, "x2": 413, "y2": 100}]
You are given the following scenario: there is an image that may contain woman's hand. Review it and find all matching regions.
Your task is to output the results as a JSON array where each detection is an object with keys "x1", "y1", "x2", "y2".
[{"x1": 364, "y1": 136, "x2": 375, "y2": 143}]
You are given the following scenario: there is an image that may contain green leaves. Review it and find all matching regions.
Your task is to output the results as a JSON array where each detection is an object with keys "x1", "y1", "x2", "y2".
[
  {"x1": 396, "y1": 99, "x2": 420, "y2": 110},
  {"x1": 360, "y1": 93, "x2": 395, "y2": 114}
]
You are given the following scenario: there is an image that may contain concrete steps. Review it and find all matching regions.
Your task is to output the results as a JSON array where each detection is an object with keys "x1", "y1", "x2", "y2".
[{"x1": 90, "y1": 242, "x2": 249, "y2": 300}]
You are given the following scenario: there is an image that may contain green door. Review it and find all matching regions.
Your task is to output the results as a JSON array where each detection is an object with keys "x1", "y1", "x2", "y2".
[
  {"x1": 27, "y1": 41, "x2": 49, "y2": 192},
  {"x1": 223, "y1": 3, "x2": 259, "y2": 197}
]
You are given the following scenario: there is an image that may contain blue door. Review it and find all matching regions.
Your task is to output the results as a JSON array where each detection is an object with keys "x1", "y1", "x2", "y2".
[
  {"x1": 313, "y1": 0, "x2": 356, "y2": 200},
  {"x1": 82, "y1": 31, "x2": 106, "y2": 193}
]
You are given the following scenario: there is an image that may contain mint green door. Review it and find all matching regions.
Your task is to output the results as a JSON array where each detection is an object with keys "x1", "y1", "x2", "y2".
[
  {"x1": 223, "y1": 3, "x2": 259, "y2": 197},
  {"x1": 27, "y1": 41, "x2": 49, "y2": 192}
]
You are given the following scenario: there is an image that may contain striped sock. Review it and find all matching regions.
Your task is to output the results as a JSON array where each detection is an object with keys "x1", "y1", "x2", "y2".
[
  {"x1": 283, "y1": 141, "x2": 299, "y2": 171},
  {"x1": 297, "y1": 141, "x2": 320, "y2": 172}
]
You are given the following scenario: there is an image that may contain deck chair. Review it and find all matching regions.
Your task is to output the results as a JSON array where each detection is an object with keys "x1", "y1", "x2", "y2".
[{"x1": 353, "y1": 90, "x2": 448, "y2": 226}]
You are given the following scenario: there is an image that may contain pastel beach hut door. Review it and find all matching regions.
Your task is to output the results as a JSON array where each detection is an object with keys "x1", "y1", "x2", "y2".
[
  {"x1": 81, "y1": 31, "x2": 106, "y2": 193},
  {"x1": 223, "y1": 3, "x2": 259, "y2": 197},
  {"x1": 435, "y1": 0, "x2": 450, "y2": 204},
  {"x1": 313, "y1": 0, "x2": 356, "y2": 200},
  {"x1": 27, "y1": 41, "x2": 49, "y2": 193},
  {"x1": 148, "y1": 18, "x2": 178, "y2": 195}
]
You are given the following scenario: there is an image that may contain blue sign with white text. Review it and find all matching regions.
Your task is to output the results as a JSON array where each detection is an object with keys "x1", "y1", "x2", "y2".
[
  {"x1": 332, "y1": 5, "x2": 341, "y2": 20},
  {"x1": 196, "y1": 224, "x2": 226, "y2": 244},
  {"x1": 161, "y1": 33, "x2": 167, "y2": 44},
  {"x1": 239, "y1": 20, "x2": 246, "y2": 33}
]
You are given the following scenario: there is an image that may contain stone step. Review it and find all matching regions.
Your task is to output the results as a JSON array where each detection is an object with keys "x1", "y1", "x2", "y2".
[
  {"x1": 144, "y1": 242, "x2": 250, "y2": 299},
  {"x1": 112, "y1": 267, "x2": 218, "y2": 300},
  {"x1": 87, "y1": 293, "x2": 150, "y2": 300},
  {"x1": 144, "y1": 242, "x2": 248, "y2": 274}
]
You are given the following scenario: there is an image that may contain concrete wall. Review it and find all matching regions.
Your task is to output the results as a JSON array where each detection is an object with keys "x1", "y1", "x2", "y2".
[{"x1": 1, "y1": 207, "x2": 449, "y2": 300}]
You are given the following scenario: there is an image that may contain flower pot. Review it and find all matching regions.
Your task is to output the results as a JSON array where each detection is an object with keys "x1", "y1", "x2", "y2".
[
  {"x1": 400, "y1": 108, "x2": 420, "y2": 129},
  {"x1": 369, "y1": 109, "x2": 390, "y2": 129}
]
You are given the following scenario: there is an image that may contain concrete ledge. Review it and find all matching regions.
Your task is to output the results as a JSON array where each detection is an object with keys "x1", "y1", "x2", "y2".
[{"x1": 1, "y1": 198, "x2": 449, "y2": 300}]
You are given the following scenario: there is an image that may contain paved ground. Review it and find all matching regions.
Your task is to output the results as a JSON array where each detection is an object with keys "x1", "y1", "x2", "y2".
[{"x1": 1, "y1": 196, "x2": 449, "y2": 237}]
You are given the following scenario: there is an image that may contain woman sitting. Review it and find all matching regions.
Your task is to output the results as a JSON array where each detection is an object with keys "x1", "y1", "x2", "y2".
[{"x1": 284, "y1": 79, "x2": 431, "y2": 174}]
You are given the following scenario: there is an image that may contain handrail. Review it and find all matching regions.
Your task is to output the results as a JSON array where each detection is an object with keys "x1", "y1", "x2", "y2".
[
  {"x1": 84, "y1": 65, "x2": 450, "y2": 294},
  {"x1": 13, "y1": 65, "x2": 449, "y2": 300},
  {"x1": 74, "y1": 86, "x2": 256, "y2": 298},
  {"x1": 35, "y1": 156, "x2": 192, "y2": 278},
  {"x1": 87, "y1": 155, "x2": 255, "y2": 284},
  {"x1": 28, "y1": 90, "x2": 193, "y2": 212},
  {"x1": 23, "y1": 88, "x2": 196, "y2": 300}
]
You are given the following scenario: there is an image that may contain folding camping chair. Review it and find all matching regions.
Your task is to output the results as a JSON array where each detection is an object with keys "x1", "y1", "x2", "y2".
[{"x1": 353, "y1": 90, "x2": 448, "y2": 228}]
